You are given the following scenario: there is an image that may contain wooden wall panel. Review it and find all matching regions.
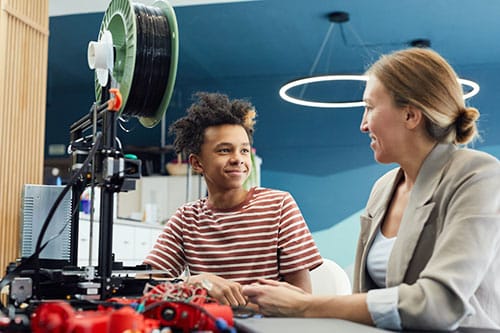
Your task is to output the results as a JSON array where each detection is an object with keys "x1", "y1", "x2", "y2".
[{"x1": 0, "y1": 0, "x2": 49, "y2": 285}]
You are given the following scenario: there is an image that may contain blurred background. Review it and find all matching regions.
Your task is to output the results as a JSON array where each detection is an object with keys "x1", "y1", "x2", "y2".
[{"x1": 45, "y1": 0, "x2": 500, "y2": 269}]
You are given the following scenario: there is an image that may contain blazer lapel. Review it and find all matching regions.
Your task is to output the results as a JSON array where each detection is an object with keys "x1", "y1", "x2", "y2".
[
  {"x1": 358, "y1": 169, "x2": 403, "y2": 291},
  {"x1": 386, "y1": 202, "x2": 435, "y2": 285},
  {"x1": 386, "y1": 144, "x2": 456, "y2": 286}
]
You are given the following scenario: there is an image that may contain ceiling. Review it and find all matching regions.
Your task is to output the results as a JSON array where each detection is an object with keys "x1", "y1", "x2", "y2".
[
  {"x1": 48, "y1": 0, "x2": 256, "y2": 16},
  {"x1": 48, "y1": 0, "x2": 500, "y2": 86},
  {"x1": 46, "y1": 0, "x2": 500, "y2": 175}
]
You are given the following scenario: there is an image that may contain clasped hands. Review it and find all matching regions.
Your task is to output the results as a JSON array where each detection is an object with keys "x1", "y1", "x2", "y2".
[{"x1": 188, "y1": 274, "x2": 310, "y2": 317}]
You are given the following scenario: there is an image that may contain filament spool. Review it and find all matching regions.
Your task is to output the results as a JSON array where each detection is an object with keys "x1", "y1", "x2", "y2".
[{"x1": 95, "y1": 0, "x2": 179, "y2": 128}]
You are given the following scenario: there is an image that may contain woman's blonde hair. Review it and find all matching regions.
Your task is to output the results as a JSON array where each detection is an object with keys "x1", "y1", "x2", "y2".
[{"x1": 366, "y1": 48, "x2": 479, "y2": 144}]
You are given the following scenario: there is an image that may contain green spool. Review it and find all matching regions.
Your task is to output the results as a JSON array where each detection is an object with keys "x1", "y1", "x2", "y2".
[{"x1": 95, "y1": 0, "x2": 179, "y2": 128}]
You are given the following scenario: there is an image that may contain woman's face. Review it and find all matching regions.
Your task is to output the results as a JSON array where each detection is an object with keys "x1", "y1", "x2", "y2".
[{"x1": 360, "y1": 76, "x2": 408, "y2": 164}]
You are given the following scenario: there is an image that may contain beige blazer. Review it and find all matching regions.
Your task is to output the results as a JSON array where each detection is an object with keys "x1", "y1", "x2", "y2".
[{"x1": 353, "y1": 143, "x2": 500, "y2": 330}]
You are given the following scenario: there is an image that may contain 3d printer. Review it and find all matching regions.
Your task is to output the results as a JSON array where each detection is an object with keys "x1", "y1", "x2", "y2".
[{"x1": 0, "y1": 1, "x2": 234, "y2": 332}]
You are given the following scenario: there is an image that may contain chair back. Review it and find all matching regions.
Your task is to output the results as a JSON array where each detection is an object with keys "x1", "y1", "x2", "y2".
[{"x1": 310, "y1": 258, "x2": 352, "y2": 295}]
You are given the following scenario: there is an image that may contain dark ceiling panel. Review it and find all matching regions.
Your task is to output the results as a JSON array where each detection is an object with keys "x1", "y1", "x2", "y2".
[{"x1": 46, "y1": 0, "x2": 500, "y2": 176}]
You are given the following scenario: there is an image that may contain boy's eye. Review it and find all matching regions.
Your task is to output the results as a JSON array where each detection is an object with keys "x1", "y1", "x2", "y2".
[
  {"x1": 218, "y1": 148, "x2": 231, "y2": 153},
  {"x1": 241, "y1": 148, "x2": 250, "y2": 154}
]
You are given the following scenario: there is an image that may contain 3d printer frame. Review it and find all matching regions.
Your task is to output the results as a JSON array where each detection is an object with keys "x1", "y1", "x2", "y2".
[{"x1": 68, "y1": 85, "x2": 142, "y2": 300}]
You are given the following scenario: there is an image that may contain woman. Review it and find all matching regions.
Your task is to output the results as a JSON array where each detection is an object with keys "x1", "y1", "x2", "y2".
[{"x1": 242, "y1": 48, "x2": 500, "y2": 330}]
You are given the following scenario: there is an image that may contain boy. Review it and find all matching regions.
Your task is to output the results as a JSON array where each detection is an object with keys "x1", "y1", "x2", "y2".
[{"x1": 144, "y1": 92, "x2": 322, "y2": 306}]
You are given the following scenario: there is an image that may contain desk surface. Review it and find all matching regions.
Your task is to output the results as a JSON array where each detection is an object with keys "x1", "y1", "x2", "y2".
[
  {"x1": 234, "y1": 317, "x2": 390, "y2": 333},
  {"x1": 233, "y1": 317, "x2": 500, "y2": 333}
]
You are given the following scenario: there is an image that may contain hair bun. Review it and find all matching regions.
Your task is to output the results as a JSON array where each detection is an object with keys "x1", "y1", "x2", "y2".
[{"x1": 455, "y1": 107, "x2": 480, "y2": 144}]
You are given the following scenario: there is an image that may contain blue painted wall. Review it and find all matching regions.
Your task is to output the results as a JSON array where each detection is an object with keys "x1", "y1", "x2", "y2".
[{"x1": 46, "y1": 14, "x2": 500, "y2": 269}]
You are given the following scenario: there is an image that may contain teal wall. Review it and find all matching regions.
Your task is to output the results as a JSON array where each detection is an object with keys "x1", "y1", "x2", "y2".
[{"x1": 46, "y1": 14, "x2": 500, "y2": 269}]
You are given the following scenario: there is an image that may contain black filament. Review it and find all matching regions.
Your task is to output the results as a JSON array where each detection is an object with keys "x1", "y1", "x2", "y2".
[{"x1": 125, "y1": 3, "x2": 172, "y2": 118}]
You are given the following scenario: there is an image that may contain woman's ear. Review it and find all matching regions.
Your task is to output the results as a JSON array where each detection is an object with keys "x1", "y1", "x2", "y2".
[
  {"x1": 404, "y1": 104, "x2": 424, "y2": 130},
  {"x1": 189, "y1": 154, "x2": 204, "y2": 174}
]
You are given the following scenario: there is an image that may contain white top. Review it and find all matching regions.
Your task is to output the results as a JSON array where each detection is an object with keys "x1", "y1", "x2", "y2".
[
  {"x1": 366, "y1": 227, "x2": 396, "y2": 287},
  {"x1": 366, "y1": 227, "x2": 401, "y2": 330}
]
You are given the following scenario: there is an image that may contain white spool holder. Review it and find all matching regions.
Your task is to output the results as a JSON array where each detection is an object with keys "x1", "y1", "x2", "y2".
[{"x1": 87, "y1": 30, "x2": 114, "y2": 87}]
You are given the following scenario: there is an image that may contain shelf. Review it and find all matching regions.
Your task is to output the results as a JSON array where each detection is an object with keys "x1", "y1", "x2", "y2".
[{"x1": 124, "y1": 145, "x2": 175, "y2": 155}]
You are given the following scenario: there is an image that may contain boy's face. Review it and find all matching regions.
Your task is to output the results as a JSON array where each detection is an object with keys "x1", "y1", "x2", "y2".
[{"x1": 191, "y1": 124, "x2": 252, "y2": 192}]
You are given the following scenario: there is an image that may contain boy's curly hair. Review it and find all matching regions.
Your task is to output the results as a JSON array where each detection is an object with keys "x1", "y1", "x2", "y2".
[{"x1": 169, "y1": 92, "x2": 256, "y2": 156}]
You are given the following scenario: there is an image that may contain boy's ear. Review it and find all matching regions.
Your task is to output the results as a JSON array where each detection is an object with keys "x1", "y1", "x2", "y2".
[
  {"x1": 189, "y1": 154, "x2": 203, "y2": 174},
  {"x1": 403, "y1": 104, "x2": 423, "y2": 130}
]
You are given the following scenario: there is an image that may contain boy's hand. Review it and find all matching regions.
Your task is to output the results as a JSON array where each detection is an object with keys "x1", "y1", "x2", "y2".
[{"x1": 188, "y1": 273, "x2": 247, "y2": 307}]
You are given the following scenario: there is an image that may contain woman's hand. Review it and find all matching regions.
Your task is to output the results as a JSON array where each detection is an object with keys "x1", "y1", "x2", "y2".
[
  {"x1": 188, "y1": 273, "x2": 247, "y2": 307},
  {"x1": 242, "y1": 279, "x2": 310, "y2": 317}
]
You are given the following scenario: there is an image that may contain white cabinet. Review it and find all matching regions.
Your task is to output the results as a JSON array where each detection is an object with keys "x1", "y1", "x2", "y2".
[
  {"x1": 150, "y1": 227, "x2": 162, "y2": 246},
  {"x1": 134, "y1": 227, "x2": 154, "y2": 263},
  {"x1": 77, "y1": 220, "x2": 99, "y2": 267},
  {"x1": 117, "y1": 175, "x2": 207, "y2": 224},
  {"x1": 77, "y1": 216, "x2": 163, "y2": 267},
  {"x1": 112, "y1": 224, "x2": 136, "y2": 266}
]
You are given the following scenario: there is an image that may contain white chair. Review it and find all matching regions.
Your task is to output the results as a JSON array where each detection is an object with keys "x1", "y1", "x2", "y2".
[{"x1": 310, "y1": 258, "x2": 352, "y2": 295}]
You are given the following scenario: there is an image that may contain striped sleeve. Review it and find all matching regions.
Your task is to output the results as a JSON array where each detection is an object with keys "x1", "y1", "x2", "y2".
[
  {"x1": 277, "y1": 192, "x2": 323, "y2": 274},
  {"x1": 144, "y1": 208, "x2": 187, "y2": 277}
]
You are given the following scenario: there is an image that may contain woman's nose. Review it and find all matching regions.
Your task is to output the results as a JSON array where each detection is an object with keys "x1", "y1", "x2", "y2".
[{"x1": 360, "y1": 111, "x2": 369, "y2": 133}]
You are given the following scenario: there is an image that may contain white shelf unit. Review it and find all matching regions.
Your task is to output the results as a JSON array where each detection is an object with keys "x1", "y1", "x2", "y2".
[
  {"x1": 77, "y1": 216, "x2": 163, "y2": 267},
  {"x1": 117, "y1": 175, "x2": 207, "y2": 224}
]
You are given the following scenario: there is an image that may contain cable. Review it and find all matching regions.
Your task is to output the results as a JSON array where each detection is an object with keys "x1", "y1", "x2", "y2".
[
  {"x1": 33, "y1": 133, "x2": 103, "y2": 266},
  {"x1": 117, "y1": 116, "x2": 139, "y2": 133},
  {"x1": 0, "y1": 133, "x2": 103, "y2": 314}
]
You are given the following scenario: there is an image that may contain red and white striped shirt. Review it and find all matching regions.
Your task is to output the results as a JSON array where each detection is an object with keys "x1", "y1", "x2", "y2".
[{"x1": 144, "y1": 187, "x2": 322, "y2": 284}]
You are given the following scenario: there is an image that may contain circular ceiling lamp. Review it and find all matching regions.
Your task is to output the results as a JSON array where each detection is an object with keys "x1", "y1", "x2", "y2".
[
  {"x1": 88, "y1": 0, "x2": 179, "y2": 128},
  {"x1": 279, "y1": 14, "x2": 480, "y2": 109},
  {"x1": 280, "y1": 76, "x2": 480, "y2": 108},
  {"x1": 459, "y1": 78, "x2": 480, "y2": 99},
  {"x1": 279, "y1": 74, "x2": 368, "y2": 108}
]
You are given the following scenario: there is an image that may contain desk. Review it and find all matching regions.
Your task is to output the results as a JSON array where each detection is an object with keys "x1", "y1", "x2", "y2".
[
  {"x1": 233, "y1": 317, "x2": 500, "y2": 333},
  {"x1": 234, "y1": 318, "x2": 390, "y2": 333}
]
